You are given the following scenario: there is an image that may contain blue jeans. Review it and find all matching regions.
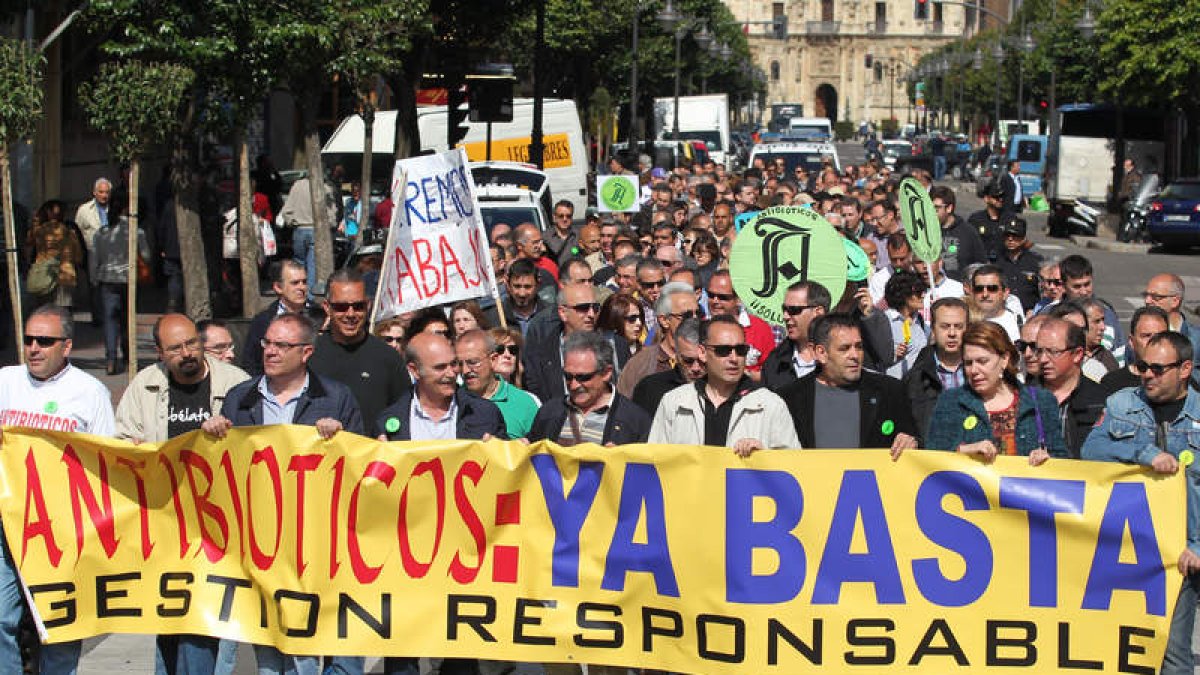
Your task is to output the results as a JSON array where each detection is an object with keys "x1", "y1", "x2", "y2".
[
  {"x1": 933, "y1": 155, "x2": 947, "y2": 180},
  {"x1": 0, "y1": 526, "x2": 80, "y2": 673},
  {"x1": 1162, "y1": 571, "x2": 1200, "y2": 675},
  {"x1": 155, "y1": 634, "x2": 218, "y2": 674},
  {"x1": 252, "y1": 645, "x2": 362, "y2": 675},
  {"x1": 291, "y1": 226, "x2": 316, "y2": 301},
  {"x1": 99, "y1": 282, "x2": 127, "y2": 361}
]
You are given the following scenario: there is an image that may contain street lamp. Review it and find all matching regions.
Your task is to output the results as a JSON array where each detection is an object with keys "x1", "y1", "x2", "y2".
[
  {"x1": 658, "y1": 2, "x2": 708, "y2": 147},
  {"x1": 991, "y1": 43, "x2": 1004, "y2": 149}
]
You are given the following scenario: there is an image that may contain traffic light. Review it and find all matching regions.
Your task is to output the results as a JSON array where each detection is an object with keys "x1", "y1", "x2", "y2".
[
  {"x1": 915, "y1": 0, "x2": 929, "y2": 20},
  {"x1": 865, "y1": 54, "x2": 873, "y2": 69},
  {"x1": 1038, "y1": 99, "x2": 1049, "y2": 111},
  {"x1": 772, "y1": 15, "x2": 788, "y2": 39},
  {"x1": 447, "y1": 85, "x2": 469, "y2": 147}
]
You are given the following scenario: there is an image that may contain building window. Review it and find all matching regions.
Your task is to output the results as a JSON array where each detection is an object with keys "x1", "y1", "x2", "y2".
[
  {"x1": 773, "y1": 2, "x2": 784, "y2": 22},
  {"x1": 875, "y1": 2, "x2": 886, "y2": 28},
  {"x1": 821, "y1": 0, "x2": 834, "y2": 22},
  {"x1": 771, "y1": 61, "x2": 781, "y2": 81}
]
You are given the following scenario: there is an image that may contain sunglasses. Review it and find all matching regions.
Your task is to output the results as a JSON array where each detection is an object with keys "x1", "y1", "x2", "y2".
[
  {"x1": 670, "y1": 309, "x2": 702, "y2": 321},
  {"x1": 492, "y1": 344, "x2": 519, "y2": 357},
  {"x1": 972, "y1": 284, "x2": 1002, "y2": 294},
  {"x1": 657, "y1": 259, "x2": 678, "y2": 267},
  {"x1": 640, "y1": 279, "x2": 666, "y2": 289},
  {"x1": 1038, "y1": 277, "x2": 1062, "y2": 286},
  {"x1": 1134, "y1": 360, "x2": 1184, "y2": 376},
  {"x1": 783, "y1": 304, "x2": 817, "y2": 316},
  {"x1": 1014, "y1": 339, "x2": 1036, "y2": 353},
  {"x1": 707, "y1": 343, "x2": 750, "y2": 357},
  {"x1": 381, "y1": 335, "x2": 404, "y2": 344},
  {"x1": 23, "y1": 335, "x2": 65, "y2": 347},
  {"x1": 569, "y1": 302, "x2": 601, "y2": 314},
  {"x1": 624, "y1": 314, "x2": 643, "y2": 324},
  {"x1": 563, "y1": 370, "x2": 600, "y2": 383},
  {"x1": 328, "y1": 301, "x2": 367, "y2": 312}
]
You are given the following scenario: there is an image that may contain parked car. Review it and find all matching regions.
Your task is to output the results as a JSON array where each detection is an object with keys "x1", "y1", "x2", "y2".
[
  {"x1": 974, "y1": 155, "x2": 1003, "y2": 197},
  {"x1": 880, "y1": 140, "x2": 912, "y2": 169},
  {"x1": 1146, "y1": 178, "x2": 1200, "y2": 250}
]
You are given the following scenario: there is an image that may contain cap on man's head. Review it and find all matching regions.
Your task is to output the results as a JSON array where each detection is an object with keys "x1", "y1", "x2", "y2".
[
  {"x1": 1001, "y1": 217, "x2": 1027, "y2": 238},
  {"x1": 651, "y1": 168, "x2": 668, "y2": 180}
]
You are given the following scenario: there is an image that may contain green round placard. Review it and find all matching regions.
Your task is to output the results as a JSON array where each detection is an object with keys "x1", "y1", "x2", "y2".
[
  {"x1": 898, "y1": 177, "x2": 943, "y2": 263},
  {"x1": 729, "y1": 206, "x2": 847, "y2": 324},
  {"x1": 599, "y1": 176, "x2": 637, "y2": 212}
]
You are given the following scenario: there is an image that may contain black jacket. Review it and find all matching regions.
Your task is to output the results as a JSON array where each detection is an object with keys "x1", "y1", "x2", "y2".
[
  {"x1": 940, "y1": 214, "x2": 989, "y2": 282},
  {"x1": 241, "y1": 300, "x2": 327, "y2": 376},
  {"x1": 761, "y1": 340, "x2": 801, "y2": 390},
  {"x1": 999, "y1": 172, "x2": 1023, "y2": 215},
  {"x1": 631, "y1": 368, "x2": 687, "y2": 416},
  {"x1": 1062, "y1": 376, "x2": 1108, "y2": 459},
  {"x1": 967, "y1": 209, "x2": 1003, "y2": 261},
  {"x1": 375, "y1": 389, "x2": 507, "y2": 441},
  {"x1": 522, "y1": 322, "x2": 632, "y2": 404},
  {"x1": 483, "y1": 295, "x2": 550, "y2": 337},
  {"x1": 528, "y1": 391, "x2": 651, "y2": 445},
  {"x1": 903, "y1": 345, "x2": 951, "y2": 437},
  {"x1": 221, "y1": 370, "x2": 363, "y2": 434},
  {"x1": 780, "y1": 370, "x2": 918, "y2": 449},
  {"x1": 996, "y1": 248, "x2": 1043, "y2": 313}
]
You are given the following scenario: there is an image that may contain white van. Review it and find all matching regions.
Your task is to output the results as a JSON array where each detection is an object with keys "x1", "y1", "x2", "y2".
[{"x1": 322, "y1": 98, "x2": 589, "y2": 216}]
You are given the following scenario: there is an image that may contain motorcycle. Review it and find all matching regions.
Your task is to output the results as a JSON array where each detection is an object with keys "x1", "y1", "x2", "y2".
[
  {"x1": 1117, "y1": 173, "x2": 1160, "y2": 243},
  {"x1": 1048, "y1": 198, "x2": 1099, "y2": 238}
]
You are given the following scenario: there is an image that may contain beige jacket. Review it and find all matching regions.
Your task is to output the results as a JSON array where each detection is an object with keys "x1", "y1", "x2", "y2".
[
  {"x1": 74, "y1": 199, "x2": 106, "y2": 252},
  {"x1": 115, "y1": 355, "x2": 250, "y2": 443},
  {"x1": 648, "y1": 382, "x2": 801, "y2": 449}
]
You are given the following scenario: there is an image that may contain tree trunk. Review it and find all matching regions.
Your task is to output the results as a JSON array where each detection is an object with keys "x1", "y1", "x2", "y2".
[
  {"x1": 359, "y1": 101, "x2": 374, "y2": 244},
  {"x1": 237, "y1": 132, "x2": 261, "y2": 317},
  {"x1": 126, "y1": 159, "x2": 139, "y2": 382},
  {"x1": 172, "y1": 138, "x2": 212, "y2": 320},
  {"x1": 389, "y1": 63, "x2": 422, "y2": 161},
  {"x1": 298, "y1": 93, "x2": 333, "y2": 292},
  {"x1": 0, "y1": 146, "x2": 24, "y2": 363}
]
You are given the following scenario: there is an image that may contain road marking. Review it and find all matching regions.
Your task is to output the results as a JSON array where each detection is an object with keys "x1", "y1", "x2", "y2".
[
  {"x1": 1125, "y1": 297, "x2": 1144, "y2": 308},
  {"x1": 1036, "y1": 244, "x2": 1065, "y2": 251}
]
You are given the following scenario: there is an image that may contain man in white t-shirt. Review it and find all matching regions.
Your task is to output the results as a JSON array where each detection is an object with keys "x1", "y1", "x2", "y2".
[
  {"x1": 970, "y1": 264, "x2": 1022, "y2": 341},
  {"x1": 0, "y1": 305, "x2": 114, "y2": 674}
]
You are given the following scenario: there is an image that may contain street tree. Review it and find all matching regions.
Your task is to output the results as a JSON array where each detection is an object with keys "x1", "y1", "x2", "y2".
[
  {"x1": 1097, "y1": 0, "x2": 1200, "y2": 112},
  {"x1": 0, "y1": 37, "x2": 43, "y2": 359},
  {"x1": 79, "y1": 60, "x2": 192, "y2": 379}
]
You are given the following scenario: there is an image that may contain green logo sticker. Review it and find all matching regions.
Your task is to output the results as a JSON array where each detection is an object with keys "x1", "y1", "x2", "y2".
[
  {"x1": 1182, "y1": 450, "x2": 1195, "y2": 467},
  {"x1": 881, "y1": 419, "x2": 895, "y2": 436},
  {"x1": 963, "y1": 415, "x2": 978, "y2": 431},
  {"x1": 729, "y1": 206, "x2": 848, "y2": 324},
  {"x1": 597, "y1": 175, "x2": 638, "y2": 212},
  {"x1": 844, "y1": 238, "x2": 871, "y2": 283},
  {"x1": 385, "y1": 417, "x2": 400, "y2": 434},
  {"x1": 898, "y1": 178, "x2": 943, "y2": 263},
  {"x1": 44, "y1": 401, "x2": 57, "y2": 414}
]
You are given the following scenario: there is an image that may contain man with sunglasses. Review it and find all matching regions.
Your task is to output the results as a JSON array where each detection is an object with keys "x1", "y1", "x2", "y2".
[
  {"x1": 1100, "y1": 306, "x2": 1171, "y2": 396},
  {"x1": 1017, "y1": 314, "x2": 1050, "y2": 383},
  {"x1": 523, "y1": 283, "x2": 633, "y2": 404},
  {"x1": 0, "y1": 305, "x2": 112, "y2": 674},
  {"x1": 970, "y1": 264, "x2": 1022, "y2": 342},
  {"x1": 779, "y1": 313, "x2": 918, "y2": 453},
  {"x1": 632, "y1": 316, "x2": 708, "y2": 415},
  {"x1": 617, "y1": 281, "x2": 700, "y2": 397},
  {"x1": 527, "y1": 330, "x2": 650, "y2": 446},
  {"x1": 1035, "y1": 317, "x2": 1107, "y2": 458},
  {"x1": 762, "y1": 281, "x2": 830, "y2": 389},
  {"x1": 1031, "y1": 261, "x2": 1064, "y2": 316},
  {"x1": 1083, "y1": 331, "x2": 1200, "y2": 675},
  {"x1": 705, "y1": 270, "x2": 777, "y2": 380},
  {"x1": 201, "y1": 313, "x2": 363, "y2": 675},
  {"x1": 650, "y1": 315, "x2": 799, "y2": 452},
  {"x1": 242, "y1": 259, "x2": 326, "y2": 376},
  {"x1": 636, "y1": 258, "x2": 667, "y2": 342},
  {"x1": 309, "y1": 268, "x2": 410, "y2": 436}
]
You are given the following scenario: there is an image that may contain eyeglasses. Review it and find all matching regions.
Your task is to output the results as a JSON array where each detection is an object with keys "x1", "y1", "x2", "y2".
[
  {"x1": 1034, "y1": 346, "x2": 1077, "y2": 359},
  {"x1": 206, "y1": 342, "x2": 235, "y2": 353},
  {"x1": 972, "y1": 284, "x2": 1002, "y2": 294},
  {"x1": 431, "y1": 329, "x2": 451, "y2": 337},
  {"x1": 563, "y1": 370, "x2": 601, "y2": 383},
  {"x1": 568, "y1": 302, "x2": 601, "y2": 314},
  {"x1": 1038, "y1": 277, "x2": 1063, "y2": 286},
  {"x1": 381, "y1": 335, "x2": 404, "y2": 344},
  {"x1": 163, "y1": 336, "x2": 202, "y2": 356},
  {"x1": 707, "y1": 343, "x2": 750, "y2": 357},
  {"x1": 554, "y1": 213, "x2": 572, "y2": 220},
  {"x1": 261, "y1": 338, "x2": 311, "y2": 351},
  {"x1": 1134, "y1": 360, "x2": 1184, "y2": 376},
  {"x1": 679, "y1": 355, "x2": 701, "y2": 367},
  {"x1": 1142, "y1": 291, "x2": 1179, "y2": 302},
  {"x1": 706, "y1": 290, "x2": 736, "y2": 302},
  {"x1": 657, "y1": 258, "x2": 678, "y2": 268},
  {"x1": 682, "y1": 239, "x2": 695, "y2": 247},
  {"x1": 669, "y1": 309, "x2": 701, "y2": 321},
  {"x1": 640, "y1": 279, "x2": 666, "y2": 289},
  {"x1": 1014, "y1": 339, "x2": 1036, "y2": 353},
  {"x1": 624, "y1": 314, "x2": 643, "y2": 324},
  {"x1": 328, "y1": 301, "x2": 367, "y2": 312},
  {"x1": 460, "y1": 357, "x2": 486, "y2": 370},
  {"x1": 783, "y1": 304, "x2": 817, "y2": 316},
  {"x1": 23, "y1": 335, "x2": 65, "y2": 347},
  {"x1": 492, "y1": 344, "x2": 519, "y2": 357}
]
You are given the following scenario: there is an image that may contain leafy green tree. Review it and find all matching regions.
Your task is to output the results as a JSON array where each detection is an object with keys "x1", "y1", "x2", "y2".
[
  {"x1": 1097, "y1": 0, "x2": 1200, "y2": 112},
  {"x1": 0, "y1": 37, "x2": 44, "y2": 359},
  {"x1": 79, "y1": 60, "x2": 193, "y2": 378}
]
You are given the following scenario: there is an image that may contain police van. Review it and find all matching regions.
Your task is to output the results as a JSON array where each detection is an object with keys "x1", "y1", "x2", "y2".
[{"x1": 748, "y1": 141, "x2": 842, "y2": 175}]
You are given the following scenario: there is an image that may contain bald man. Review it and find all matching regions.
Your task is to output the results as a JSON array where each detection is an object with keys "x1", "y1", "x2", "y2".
[{"x1": 1144, "y1": 273, "x2": 1200, "y2": 354}]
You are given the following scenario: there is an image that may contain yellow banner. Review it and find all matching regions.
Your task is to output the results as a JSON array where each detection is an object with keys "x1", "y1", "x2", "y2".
[
  {"x1": 0, "y1": 427, "x2": 1185, "y2": 674},
  {"x1": 460, "y1": 133, "x2": 572, "y2": 169}
]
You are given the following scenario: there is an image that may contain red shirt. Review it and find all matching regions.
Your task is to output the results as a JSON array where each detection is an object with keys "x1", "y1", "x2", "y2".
[
  {"x1": 533, "y1": 255, "x2": 560, "y2": 282},
  {"x1": 741, "y1": 312, "x2": 778, "y2": 373},
  {"x1": 374, "y1": 197, "x2": 394, "y2": 228}
]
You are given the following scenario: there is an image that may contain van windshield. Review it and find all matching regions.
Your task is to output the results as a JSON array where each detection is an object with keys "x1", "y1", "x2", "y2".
[
  {"x1": 752, "y1": 152, "x2": 828, "y2": 174},
  {"x1": 481, "y1": 206, "x2": 543, "y2": 235},
  {"x1": 787, "y1": 125, "x2": 830, "y2": 141},
  {"x1": 662, "y1": 131, "x2": 722, "y2": 151},
  {"x1": 470, "y1": 167, "x2": 548, "y2": 193}
]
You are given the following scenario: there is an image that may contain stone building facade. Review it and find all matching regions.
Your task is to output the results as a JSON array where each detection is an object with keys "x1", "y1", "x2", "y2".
[{"x1": 723, "y1": 0, "x2": 1011, "y2": 128}]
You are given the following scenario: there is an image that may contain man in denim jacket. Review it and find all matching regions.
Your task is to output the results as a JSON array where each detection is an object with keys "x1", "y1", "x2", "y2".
[{"x1": 1083, "y1": 331, "x2": 1200, "y2": 675}]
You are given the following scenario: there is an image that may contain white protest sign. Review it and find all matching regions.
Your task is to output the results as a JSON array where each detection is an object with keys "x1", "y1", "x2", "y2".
[{"x1": 372, "y1": 148, "x2": 498, "y2": 322}]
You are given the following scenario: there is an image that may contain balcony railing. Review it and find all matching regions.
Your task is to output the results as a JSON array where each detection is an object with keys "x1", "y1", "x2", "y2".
[
  {"x1": 866, "y1": 20, "x2": 887, "y2": 34},
  {"x1": 806, "y1": 21, "x2": 841, "y2": 34}
]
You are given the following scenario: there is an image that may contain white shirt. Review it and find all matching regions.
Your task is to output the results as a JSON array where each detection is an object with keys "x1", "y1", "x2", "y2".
[
  {"x1": 987, "y1": 311, "x2": 1022, "y2": 342},
  {"x1": 0, "y1": 364, "x2": 115, "y2": 435}
]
